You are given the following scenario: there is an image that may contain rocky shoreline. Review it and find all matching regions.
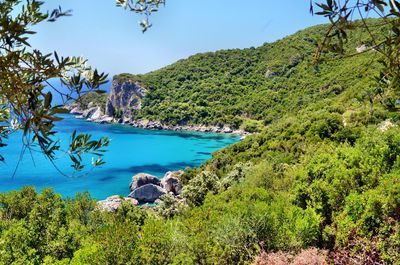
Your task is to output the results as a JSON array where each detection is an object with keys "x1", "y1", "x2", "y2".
[
  {"x1": 65, "y1": 103, "x2": 250, "y2": 138},
  {"x1": 97, "y1": 171, "x2": 184, "y2": 212}
]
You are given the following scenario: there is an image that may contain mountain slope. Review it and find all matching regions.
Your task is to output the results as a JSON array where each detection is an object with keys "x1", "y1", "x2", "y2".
[
  {"x1": 1, "y1": 20, "x2": 399, "y2": 264},
  {"x1": 114, "y1": 21, "x2": 381, "y2": 132},
  {"x1": 110, "y1": 19, "x2": 400, "y2": 262}
]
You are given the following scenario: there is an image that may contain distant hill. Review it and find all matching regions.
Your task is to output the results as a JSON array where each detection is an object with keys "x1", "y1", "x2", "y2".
[{"x1": 114, "y1": 20, "x2": 383, "y2": 132}]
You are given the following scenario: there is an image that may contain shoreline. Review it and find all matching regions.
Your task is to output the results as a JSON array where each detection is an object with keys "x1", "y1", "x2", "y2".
[{"x1": 67, "y1": 105, "x2": 250, "y2": 139}]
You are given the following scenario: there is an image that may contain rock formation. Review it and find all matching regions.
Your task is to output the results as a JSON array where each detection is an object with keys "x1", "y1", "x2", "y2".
[
  {"x1": 130, "y1": 173, "x2": 161, "y2": 191},
  {"x1": 128, "y1": 184, "x2": 166, "y2": 203},
  {"x1": 126, "y1": 171, "x2": 184, "y2": 203},
  {"x1": 65, "y1": 80, "x2": 248, "y2": 135},
  {"x1": 105, "y1": 80, "x2": 146, "y2": 121},
  {"x1": 97, "y1": 195, "x2": 139, "y2": 212},
  {"x1": 161, "y1": 171, "x2": 183, "y2": 195}
]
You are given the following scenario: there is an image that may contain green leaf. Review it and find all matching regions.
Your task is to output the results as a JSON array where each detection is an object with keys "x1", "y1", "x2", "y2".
[{"x1": 44, "y1": 92, "x2": 52, "y2": 109}]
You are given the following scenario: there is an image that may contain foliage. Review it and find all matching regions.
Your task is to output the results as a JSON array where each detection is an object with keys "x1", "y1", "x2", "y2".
[
  {"x1": 114, "y1": 20, "x2": 384, "y2": 131},
  {"x1": 0, "y1": 186, "x2": 321, "y2": 264},
  {"x1": 0, "y1": 0, "x2": 165, "y2": 173},
  {"x1": 75, "y1": 92, "x2": 108, "y2": 112},
  {"x1": 116, "y1": 0, "x2": 165, "y2": 32},
  {"x1": 312, "y1": 0, "x2": 400, "y2": 112},
  {"x1": 0, "y1": 0, "x2": 111, "y2": 173},
  {"x1": 2, "y1": 1, "x2": 400, "y2": 263},
  {"x1": 154, "y1": 194, "x2": 184, "y2": 218}
]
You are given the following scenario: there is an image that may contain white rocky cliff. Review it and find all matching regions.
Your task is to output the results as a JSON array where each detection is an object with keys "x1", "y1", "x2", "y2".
[
  {"x1": 105, "y1": 80, "x2": 146, "y2": 123},
  {"x1": 66, "y1": 79, "x2": 247, "y2": 135}
]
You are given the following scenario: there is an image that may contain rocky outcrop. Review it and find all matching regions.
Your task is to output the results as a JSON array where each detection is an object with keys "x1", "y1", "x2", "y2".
[
  {"x1": 130, "y1": 173, "x2": 161, "y2": 191},
  {"x1": 65, "y1": 101, "x2": 114, "y2": 124},
  {"x1": 65, "y1": 103, "x2": 83, "y2": 114},
  {"x1": 65, "y1": 81, "x2": 248, "y2": 136},
  {"x1": 128, "y1": 184, "x2": 166, "y2": 203},
  {"x1": 129, "y1": 119, "x2": 247, "y2": 135},
  {"x1": 161, "y1": 171, "x2": 183, "y2": 195},
  {"x1": 265, "y1": 69, "x2": 279, "y2": 78},
  {"x1": 96, "y1": 171, "x2": 187, "y2": 206},
  {"x1": 379, "y1": 119, "x2": 395, "y2": 132},
  {"x1": 105, "y1": 80, "x2": 146, "y2": 121},
  {"x1": 95, "y1": 116, "x2": 114, "y2": 124},
  {"x1": 82, "y1": 107, "x2": 100, "y2": 119},
  {"x1": 356, "y1": 44, "x2": 369, "y2": 53},
  {"x1": 126, "y1": 171, "x2": 184, "y2": 203},
  {"x1": 288, "y1": 54, "x2": 303, "y2": 68},
  {"x1": 97, "y1": 195, "x2": 139, "y2": 212},
  {"x1": 87, "y1": 107, "x2": 103, "y2": 121}
]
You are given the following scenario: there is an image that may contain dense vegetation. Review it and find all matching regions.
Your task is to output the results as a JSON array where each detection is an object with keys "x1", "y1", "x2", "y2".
[
  {"x1": 2, "y1": 20, "x2": 400, "y2": 264},
  {"x1": 77, "y1": 92, "x2": 109, "y2": 112},
  {"x1": 115, "y1": 20, "x2": 383, "y2": 132}
]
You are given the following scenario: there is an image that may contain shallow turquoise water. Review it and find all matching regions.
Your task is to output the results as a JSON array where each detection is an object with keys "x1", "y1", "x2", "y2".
[{"x1": 0, "y1": 115, "x2": 239, "y2": 199}]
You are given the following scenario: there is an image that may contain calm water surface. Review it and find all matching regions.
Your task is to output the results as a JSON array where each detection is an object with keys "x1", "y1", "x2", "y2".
[{"x1": 0, "y1": 115, "x2": 239, "y2": 199}]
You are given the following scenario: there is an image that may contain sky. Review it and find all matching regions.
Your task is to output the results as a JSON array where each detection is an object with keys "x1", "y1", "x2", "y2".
[{"x1": 30, "y1": 1, "x2": 328, "y2": 76}]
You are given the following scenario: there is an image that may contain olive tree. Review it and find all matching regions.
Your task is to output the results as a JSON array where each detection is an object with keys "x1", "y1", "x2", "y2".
[
  {"x1": 0, "y1": 0, "x2": 164, "y2": 174},
  {"x1": 311, "y1": 0, "x2": 400, "y2": 111},
  {"x1": 116, "y1": 0, "x2": 165, "y2": 32}
]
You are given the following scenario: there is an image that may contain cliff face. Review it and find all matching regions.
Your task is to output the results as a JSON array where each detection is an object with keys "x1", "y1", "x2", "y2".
[{"x1": 105, "y1": 80, "x2": 146, "y2": 122}]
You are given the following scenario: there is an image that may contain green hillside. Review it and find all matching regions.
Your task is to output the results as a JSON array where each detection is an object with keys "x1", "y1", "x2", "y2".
[
  {"x1": 115, "y1": 21, "x2": 385, "y2": 132},
  {"x1": 1, "y1": 20, "x2": 400, "y2": 264}
]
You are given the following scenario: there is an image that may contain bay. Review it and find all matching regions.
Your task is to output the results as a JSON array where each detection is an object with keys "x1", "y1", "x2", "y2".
[{"x1": 0, "y1": 115, "x2": 239, "y2": 199}]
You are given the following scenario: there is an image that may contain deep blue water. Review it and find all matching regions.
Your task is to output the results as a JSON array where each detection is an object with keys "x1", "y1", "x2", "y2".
[{"x1": 0, "y1": 115, "x2": 239, "y2": 199}]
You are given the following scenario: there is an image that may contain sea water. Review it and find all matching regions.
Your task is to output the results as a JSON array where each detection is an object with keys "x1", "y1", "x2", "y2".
[{"x1": 0, "y1": 115, "x2": 239, "y2": 199}]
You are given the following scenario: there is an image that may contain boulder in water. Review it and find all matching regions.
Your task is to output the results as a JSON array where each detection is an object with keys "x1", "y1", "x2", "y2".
[
  {"x1": 161, "y1": 171, "x2": 183, "y2": 195},
  {"x1": 130, "y1": 173, "x2": 161, "y2": 191},
  {"x1": 128, "y1": 184, "x2": 166, "y2": 203}
]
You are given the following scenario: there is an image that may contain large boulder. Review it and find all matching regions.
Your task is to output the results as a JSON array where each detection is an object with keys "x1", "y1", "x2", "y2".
[
  {"x1": 97, "y1": 195, "x2": 139, "y2": 212},
  {"x1": 70, "y1": 106, "x2": 83, "y2": 115},
  {"x1": 88, "y1": 107, "x2": 104, "y2": 121},
  {"x1": 128, "y1": 184, "x2": 166, "y2": 203},
  {"x1": 82, "y1": 107, "x2": 100, "y2": 119},
  {"x1": 161, "y1": 171, "x2": 183, "y2": 195},
  {"x1": 223, "y1": 127, "x2": 233, "y2": 133},
  {"x1": 130, "y1": 173, "x2": 161, "y2": 191},
  {"x1": 95, "y1": 116, "x2": 114, "y2": 124}
]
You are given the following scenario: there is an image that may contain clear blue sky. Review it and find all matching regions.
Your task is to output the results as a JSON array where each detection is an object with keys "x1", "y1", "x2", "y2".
[{"x1": 30, "y1": 1, "x2": 327, "y2": 76}]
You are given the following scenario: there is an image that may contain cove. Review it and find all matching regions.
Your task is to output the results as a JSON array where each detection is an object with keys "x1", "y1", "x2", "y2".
[{"x1": 0, "y1": 115, "x2": 239, "y2": 199}]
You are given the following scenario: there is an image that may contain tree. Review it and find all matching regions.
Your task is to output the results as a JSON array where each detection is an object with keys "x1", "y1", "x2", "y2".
[
  {"x1": 311, "y1": 0, "x2": 400, "y2": 112},
  {"x1": 116, "y1": 0, "x2": 166, "y2": 32},
  {"x1": 0, "y1": 0, "x2": 164, "y2": 174}
]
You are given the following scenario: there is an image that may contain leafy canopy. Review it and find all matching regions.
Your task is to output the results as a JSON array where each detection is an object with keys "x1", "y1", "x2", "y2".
[
  {"x1": 312, "y1": 0, "x2": 400, "y2": 110},
  {"x1": 0, "y1": 0, "x2": 164, "y2": 174}
]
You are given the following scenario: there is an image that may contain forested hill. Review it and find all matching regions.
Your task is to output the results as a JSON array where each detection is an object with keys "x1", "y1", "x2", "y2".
[
  {"x1": 105, "y1": 19, "x2": 400, "y2": 263},
  {"x1": 114, "y1": 21, "x2": 381, "y2": 132},
  {"x1": 2, "y1": 19, "x2": 400, "y2": 264}
]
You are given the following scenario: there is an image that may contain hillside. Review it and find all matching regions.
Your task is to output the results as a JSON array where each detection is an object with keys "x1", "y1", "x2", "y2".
[
  {"x1": 2, "y1": 19, "x2": 400, "y2": 264},
  {"x1": 113, "y1": 21, "x2": 384, "y2": 132}
]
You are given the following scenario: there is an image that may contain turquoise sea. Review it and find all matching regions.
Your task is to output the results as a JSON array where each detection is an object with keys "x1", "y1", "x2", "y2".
[{"x1": 0, "y1": 115, "x2": 239, "y2": 199}]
